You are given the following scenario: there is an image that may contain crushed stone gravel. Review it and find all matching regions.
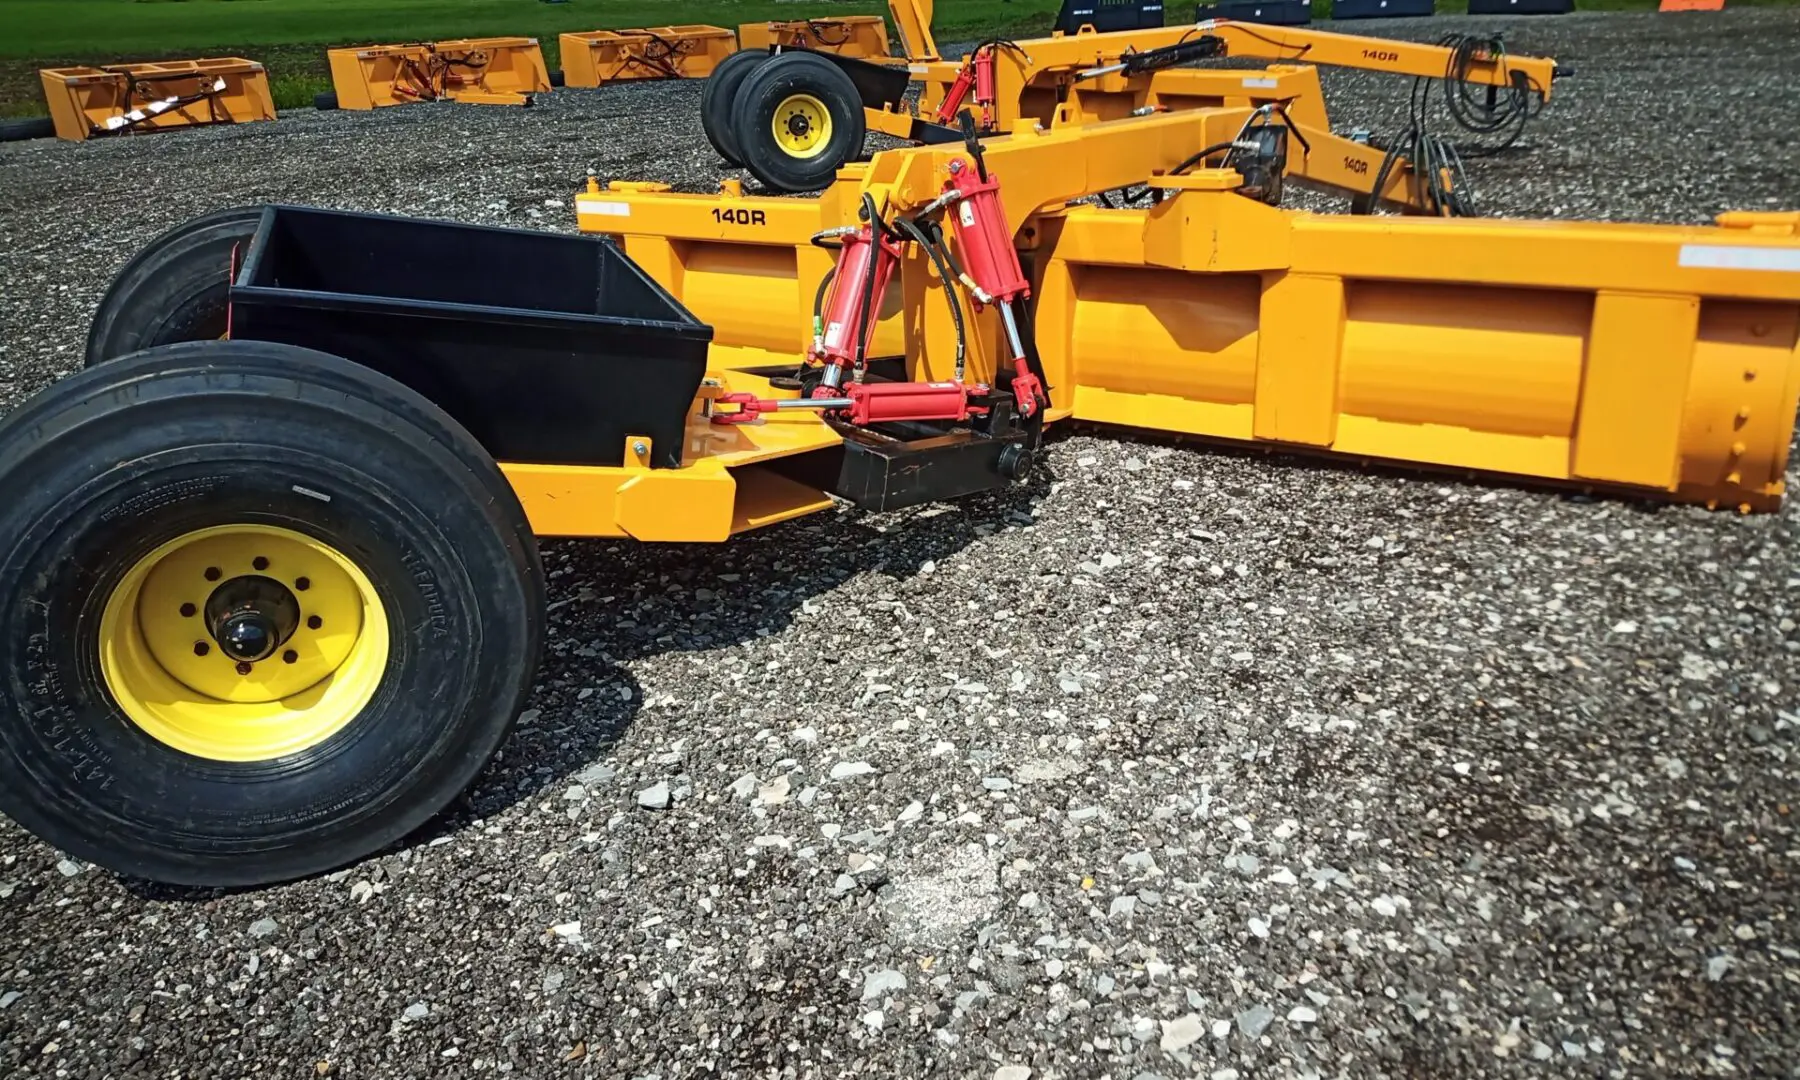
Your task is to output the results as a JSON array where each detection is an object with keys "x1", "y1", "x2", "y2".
[{"x1": 3, "y1": 10, "x2": 1799, "y2": 1079}]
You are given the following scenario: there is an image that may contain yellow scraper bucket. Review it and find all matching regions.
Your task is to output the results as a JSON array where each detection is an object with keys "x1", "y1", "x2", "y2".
[
  {"x1": 736, "y1": 17, "x2": 893, "y2": 59},
  {"x1": 559, "y1": 26, "x2": 738, "y2": 86},
  {"x1": 326, "y1": 37, "x2": 550, "y2": 109},
  {"x1": 38, "y1": 58, "x2": 275, "y2": 142}
]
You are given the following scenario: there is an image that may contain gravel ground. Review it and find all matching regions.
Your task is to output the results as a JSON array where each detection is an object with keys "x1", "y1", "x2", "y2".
[{"x1": 3, "y1": 11, "x2": 1799, "y2": 1079}]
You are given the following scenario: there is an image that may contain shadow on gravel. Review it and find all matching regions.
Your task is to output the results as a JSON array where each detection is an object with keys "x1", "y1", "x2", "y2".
[
  {"x1": 425, "y1": 461, "x2": 1057, "y2": 854},
  {"x1": 1066, "y1": 419, "x2": 1681, "y2": 518}
]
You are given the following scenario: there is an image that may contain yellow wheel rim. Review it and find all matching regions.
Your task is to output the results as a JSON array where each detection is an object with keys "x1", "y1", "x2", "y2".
[
  {"x1": 772, "y1": 93, "x2": 832, "y2": 159},
  {"x1": 98, "y1": 524, "x2": 390, "y2": 763}
]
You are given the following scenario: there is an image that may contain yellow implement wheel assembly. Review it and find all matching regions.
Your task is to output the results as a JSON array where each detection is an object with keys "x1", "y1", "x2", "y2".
[
  {"x1": 0, "y1": 339, "x2": 543, "y2": 887},
  {"x1": 730, "y1": 50, "x2": 865, "y2": 192}
]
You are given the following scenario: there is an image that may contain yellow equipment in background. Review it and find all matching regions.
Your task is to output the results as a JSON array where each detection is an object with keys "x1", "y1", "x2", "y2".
[
  {"x1": 736, "y1": 17, "x2": 895, "y2": 60},
  {"x1": 559, "y1": 26, "x2": 739, "y2": 86},
  {"x1": 38, "y1": 58, "x2": 275, "y2": 142},
  {"x1": 325, "y1": 38, "x2": 550, "y2": 109}
]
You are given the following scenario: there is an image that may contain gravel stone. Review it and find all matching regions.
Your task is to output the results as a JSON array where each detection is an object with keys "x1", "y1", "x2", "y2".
[
  {"x1": 2, "y1": 14, "x2": 1798, "y2": 1079},
  {"x1": 1159, "y1": 1014, "x2": 1206, "y2": 1053},
  {"x1": 635, "y1": 781, "x2": 671, "y2": 809},
  {"x1": 1237, "y1": 1004, "x2": 1275, "y2": 1039},
  {"x1": 861, "y1": 969, "x2": 908, "y2": 1002}
]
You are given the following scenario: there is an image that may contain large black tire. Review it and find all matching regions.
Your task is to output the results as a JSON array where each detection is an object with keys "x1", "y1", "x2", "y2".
[
  {"x1": 0, "y1": 117, "x2": 55, "y2": 142},
  {"x1": 730, "y1": 51, "x2": 865, "y2": 193},
  {"x1": 314, "y1": 91, "x2": 339, "y2": 111},
  {"x1": 0, "y1": 340, "x2": 544, "y2": 887},
  {"x1": 701, "y1": 48, "x2": 772, "y2": 167},
  {"x1": 85, "y1": 205, "x2": 267, "y2": 365}
]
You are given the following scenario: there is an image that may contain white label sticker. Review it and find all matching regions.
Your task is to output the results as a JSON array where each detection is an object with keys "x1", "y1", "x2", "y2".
[
  {"x1": 1678, "y1": 244, "x2": 1800, "y2": 273},
  {"x1": 576, "y1": 201, "x2": 632, "y2": 217},
  {"x1": 825, "y1": 321, "x2": 846, "y2": 347},
  {"x1": 1242, "y1": 77, "x2": 1278, "y2": 89},
  {"x1": 959, "y1": 201, "x2": 976, "y2": 228}
]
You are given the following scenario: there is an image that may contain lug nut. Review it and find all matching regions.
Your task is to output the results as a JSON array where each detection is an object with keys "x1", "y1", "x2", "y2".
[
  {"x1": 204, "y1": 566, "x2": 221, "y2": 582},
  {"x1": 307, "y1": 615, "x2": 323, "y2": 630},
  {"x1": 180, "y1": 602, "x2": 197, "y2": 618},
  {"x1": 193, "y1": 642, "x2": 210, "y2": 657},
  {"x1": 253, "y1": 556, "x2": 270, "y2": 571}
]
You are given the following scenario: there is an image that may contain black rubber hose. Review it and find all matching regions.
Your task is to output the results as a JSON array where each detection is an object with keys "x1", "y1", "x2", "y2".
[
  {"x1": 853, "y1": 193, "x2": 883, "y2": 375},
  {"x1": 1169, "y1": 140, "x2": 1244, "y2": 176},
  {"x1": 812, "y1": 266, "x2": 836, "y2": 322},
  {"x1": 893, "y1": 216, "x2": 967, "y2": 380}
]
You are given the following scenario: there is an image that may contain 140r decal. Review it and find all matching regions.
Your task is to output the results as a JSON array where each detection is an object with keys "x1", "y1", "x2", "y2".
[{"x1": 713, "y1": 208, "x2": 768, "y2": 226}]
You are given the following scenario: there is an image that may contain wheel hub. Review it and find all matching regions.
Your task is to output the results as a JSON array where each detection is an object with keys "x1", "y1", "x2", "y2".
[{"x1": 205, "y1": 575, "x2": 300, "y2": 662}]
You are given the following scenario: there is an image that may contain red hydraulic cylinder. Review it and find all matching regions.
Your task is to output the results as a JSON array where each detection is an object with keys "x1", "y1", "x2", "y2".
[
  {"x1": 942, "y1": 158, "x2": 1028, "y2": 304},
  {"x1": 816, "y1": 226, "x2": 903, "y2": 369},
  {"x1": 940, "y1": 156, "x2": 1046, "y2": 416},
  {"x1": 712, "y1": 381, "x2": 978, "y2": 426},
  {"x1": 934, "y1": 62, "x2": 977, "y2": 125},
  {"x1": 973, "y1": 49, "x2": 997, "y2": 127}
]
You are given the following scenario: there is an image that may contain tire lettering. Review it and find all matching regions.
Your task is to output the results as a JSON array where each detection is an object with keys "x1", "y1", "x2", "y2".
[{"x1": 401, "y1": 551, "x2": 450, "y2": 640}]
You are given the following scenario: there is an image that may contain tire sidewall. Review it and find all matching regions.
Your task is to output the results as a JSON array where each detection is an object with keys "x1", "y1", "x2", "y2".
[
  {"x1": 702, "y1": 49, "x2": 771, "y2": 166},
  {"x1": 84, "y1": 208, "x2": 265, "y2": 365}
]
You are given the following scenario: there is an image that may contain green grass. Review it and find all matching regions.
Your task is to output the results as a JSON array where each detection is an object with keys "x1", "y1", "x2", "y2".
[
  {"x1": 0, "y1": 0, "x2": 1063, "y2": 59},
  {"x1": 1, "y1": 0, "x2": 1793, "y2": 116},
  {"x1": 0, "y1": 0, "x2": 1069, "y2": 116}
]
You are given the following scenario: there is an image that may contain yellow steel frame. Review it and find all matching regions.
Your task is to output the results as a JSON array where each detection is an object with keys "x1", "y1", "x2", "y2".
[
  {"x1": 558, "y1": 26, "x2": 739, "y2": 87},
  {"x1": 526, "y1": 106, "x2": 1800, "y2": 541},
  {"x1": 326, "y1": 38, "x2": 550, "y2": 109},
  {"x1": 844, "y1": 14, "x2": 1561, "y2": 213},
  {"x1": 737, "y1": 17, "x2": 892, "y2": 59}
]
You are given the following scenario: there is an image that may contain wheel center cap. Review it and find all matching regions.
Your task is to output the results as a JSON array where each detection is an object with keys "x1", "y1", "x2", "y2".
[
  {"x1": 205, "y1": 575, "x2": 301, "y2": 663},
  {"x1": 787, "y1": 114, "x2": 811, "y2": 137}
]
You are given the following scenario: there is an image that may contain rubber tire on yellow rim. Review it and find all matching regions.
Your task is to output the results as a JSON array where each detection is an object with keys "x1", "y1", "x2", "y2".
[
  {"x1": 700, "y1": 48, "x2": 771, "y2": 166},
  {"x1": 729, "y1": 50, "x2": 866, "y2": 193},
  {"x1": 84, "y1": 205, "x2": 266, "y2": 365},
  {"x1": 0, "y1": 339, "x2": 543, "y2": 887}
]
